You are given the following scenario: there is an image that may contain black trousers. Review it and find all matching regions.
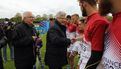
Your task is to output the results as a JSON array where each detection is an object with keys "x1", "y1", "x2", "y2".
[
  {"x1": 15, "y1": 65, "x2": 33, "y2": 69},
  {"x1": 49, "y1": 65, "x2": 62, "y2": 69},
  {"x1": 0, "y1": 49, "x2": 4, "y2": 69}
]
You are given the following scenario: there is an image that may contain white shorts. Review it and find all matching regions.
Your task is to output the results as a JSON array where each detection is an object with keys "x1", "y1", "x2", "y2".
[
  {"x1": 72, "y1": 41, "x2": 81, "y2": 52},
  {"x1": 78, "y1": 58, "x2": 82, "y2": 65},
  {"x1": 79, "y1": 39, "x2": 91, "y2": 69},
  {"x1": 79, "y1": 55, "x2": 90, "y2": 69},
  {"x1": 79, "y1": 60, "x2": 88, "y2": 69},
  {"x1": 66, "y1": 31, "x2": 76, "y2": 52}
]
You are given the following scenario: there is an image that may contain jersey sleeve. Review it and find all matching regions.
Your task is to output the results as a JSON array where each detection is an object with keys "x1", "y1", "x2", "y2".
[{"x1": 91, "y1": 20, "x2": 108, "y2": 51}]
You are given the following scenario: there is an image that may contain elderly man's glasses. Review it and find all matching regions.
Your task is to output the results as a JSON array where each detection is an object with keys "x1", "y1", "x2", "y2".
[
  {"x1": 27, "y1": 16, "x2": 34, "y2": 19},
  {"x1": 59, "y1": 18, "x2": 66, "y2": 20}
]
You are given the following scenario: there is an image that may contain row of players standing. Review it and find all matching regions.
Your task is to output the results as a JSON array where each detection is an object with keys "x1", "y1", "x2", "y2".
[
  {"x1": 65, "y1": 12, "x2": 109, "y2": 69},
  {"x1": 65, "y1": 14, "x2": 92, "y2": 69}
]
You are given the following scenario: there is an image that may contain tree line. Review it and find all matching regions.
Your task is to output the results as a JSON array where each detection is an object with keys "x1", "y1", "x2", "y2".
[
  {"x1": 0, "y1": 13, "x2": 54, "y2": 23},
  {"x1": 0, "y1": 13, "x2": 113, "y2": 24}
]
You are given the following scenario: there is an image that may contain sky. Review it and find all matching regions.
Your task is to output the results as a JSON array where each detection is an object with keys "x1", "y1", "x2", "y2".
[{"x1": 0, "y1": 0, "x2": 82, "y2": 18}]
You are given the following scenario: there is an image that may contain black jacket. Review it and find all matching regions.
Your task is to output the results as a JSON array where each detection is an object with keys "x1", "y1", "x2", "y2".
[
  {"x1": 45, "y1": 20, "x2": 71, "y2": 67},
  {"x1": 0, "y1": 26, "x2": 7, "y2": 48},
  {"x1": 6, "y1": 21, "x2": 36, "y2": 69},
  {"x1": 0, "y1": 27, "x2": 4, "y2": 40},
  {"x1": 0, "y1": 27, "x2": 4, "y2": 69}
]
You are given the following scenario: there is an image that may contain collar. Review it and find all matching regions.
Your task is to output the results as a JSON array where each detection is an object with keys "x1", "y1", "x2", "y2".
[
  {"x1": 113, "y1": 11, "x2": 121, "y2": 18},
  {"x1": 87, "y1": 13, "x2": 98, "y2": 21},
  {"x1": 55, "y1": 20, "x2": 66, "y2": 29},
  {"x1": 111, "y1": 12, "x2": 121, "y2": 24},
  {"x1": 22, "y1": 21, "x2": 34, "y2": 28}
]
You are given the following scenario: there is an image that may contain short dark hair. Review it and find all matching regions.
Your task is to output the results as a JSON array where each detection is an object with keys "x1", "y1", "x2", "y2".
[
  {"x1": 79, "y1": 0, "x2": 96, "y2": 6},
  {"x1": 66, "y1": 15, "x2": 71, "y2": 19},
  {"x1": 49, "y1": 18, "x2": 54, "y2": 21}
]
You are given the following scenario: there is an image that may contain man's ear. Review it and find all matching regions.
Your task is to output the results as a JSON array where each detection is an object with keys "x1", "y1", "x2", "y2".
[{"x1": 83, "y1": 1, "x2": 88, "y2": 8}]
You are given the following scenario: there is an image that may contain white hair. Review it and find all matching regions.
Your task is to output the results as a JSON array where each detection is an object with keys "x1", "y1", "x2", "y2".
[
  {"x1": 55, "y1": 11, "x2": 66, "y2": 18},
  {"x1": 22, "y1": 11, "x2": 33, "y2": 20}
]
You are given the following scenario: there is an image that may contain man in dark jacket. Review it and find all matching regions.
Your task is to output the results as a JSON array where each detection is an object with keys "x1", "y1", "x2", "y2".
[
  {"x1": 44, "y1": 11, "x2": 75, "y2": 69},
  {"x1": 6, "y1": 11, "x2": 37, "y2": 69}
]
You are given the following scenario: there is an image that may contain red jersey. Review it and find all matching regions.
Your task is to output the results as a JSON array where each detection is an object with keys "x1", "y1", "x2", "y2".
[
  {"x1": 85, "y1": 13, "x2": 109, "y2": 51},
  {"x1": 64, "y1": 23, "x2": 69, "y2": 27},
  {"x1": 77, "y1": 26, "x2": 84, "y2": 34},
  {"x1": 67, "y1": 23, "x2": 77, "y2": 33},
  {"x1": 103, "y1": 12, "x2": 121, "y2": 69}
]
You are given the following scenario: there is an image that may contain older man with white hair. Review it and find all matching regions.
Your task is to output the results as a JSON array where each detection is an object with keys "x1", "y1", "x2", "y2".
[
  {"x1": 44, "y1": 11, "x2": 75, "y2": 69},
  {"x1": 6, "y1": 11, "x2": 37, "y2": 69}
]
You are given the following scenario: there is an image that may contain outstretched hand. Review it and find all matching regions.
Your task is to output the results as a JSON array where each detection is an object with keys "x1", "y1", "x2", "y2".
[{"x1": 70, "y1": 38, "x2": 77, "y2": 44}]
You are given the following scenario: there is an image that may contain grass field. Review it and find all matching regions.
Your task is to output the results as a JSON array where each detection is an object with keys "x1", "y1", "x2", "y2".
[{"x1": 2, "y1": 34, "x2": 79, "y2": 69}]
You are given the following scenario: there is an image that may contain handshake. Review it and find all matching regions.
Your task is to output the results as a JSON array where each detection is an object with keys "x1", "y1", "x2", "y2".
[
  {"x1": 32, "y1": 36, "x2": 37, "y2": 41},
  {"x1": 70, "y1": 35, "x2": 85, "y2": 44}
]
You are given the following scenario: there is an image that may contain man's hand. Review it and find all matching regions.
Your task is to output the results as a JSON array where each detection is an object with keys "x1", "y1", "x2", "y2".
[
  {"x1": 76, "y1": 35, "x2": 85, "y2": 41},
  {"x1": 70, "y1": 35, "x2": 85, "y2": 44},
  {"x1": 32, "y1": 36, "x2": 37, "y2": 41},
  {"x1": 36, "y1": 48, "x2": 39, "y2": 52},
  {"x1": 7, "y1": 26, "x2": 12, "y2": 30},
  {"x1": 70, "y1": 38, "x2": 76, "y2": 44}
]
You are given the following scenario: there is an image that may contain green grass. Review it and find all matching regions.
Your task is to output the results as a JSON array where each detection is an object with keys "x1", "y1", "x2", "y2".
[{"x1": 2, "y1": 34, "x2": 79, "y2": 69}]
